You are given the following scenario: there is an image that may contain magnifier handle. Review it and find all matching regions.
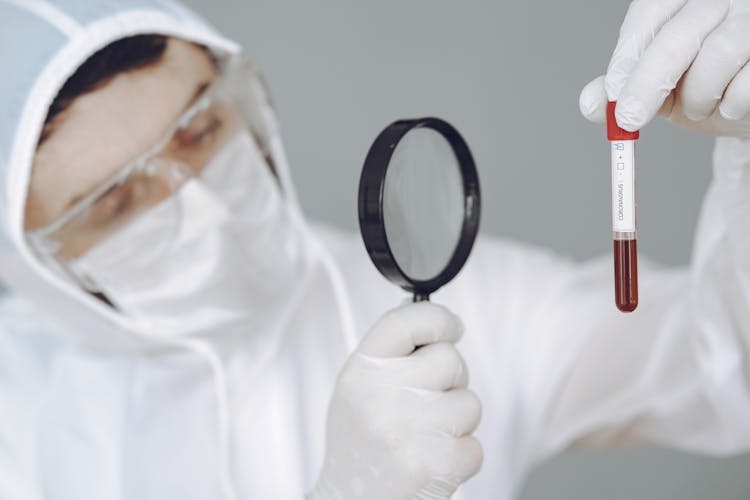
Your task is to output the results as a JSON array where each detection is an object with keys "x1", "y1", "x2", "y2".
[{"x1": 409, "y1": 293, "x2": 431, "y2": 351}]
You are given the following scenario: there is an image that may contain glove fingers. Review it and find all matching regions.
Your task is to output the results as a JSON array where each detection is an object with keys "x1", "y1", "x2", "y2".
[
  {"x1": 429, "y1": 436, "x2": 484, "y2": 483},
  {"x1": 402, "y1": 342, "x2": 468, "y2": 390},
  {"x1": 580, "y1": 74, "x2": 675, "y2": 124},
  {"x1": 664, "y1": 96, "x2": 750, "y2": 138},
  {"x1": 605, "y1": 0, "x2": 688, "y2": 101},
  {"x1": 420, "y1": 389, "x2": 482, "y2": 438},
  {"x1": 359, "y1": 302, "x2": 463, "y2": 357},
  {"x1": 720, "y1": 61, "x2": 750, "y2": 121},
  {"x1": 616, "y1": 0, "x2": 731, "y2": 131},
  {"x1": 680, "y1": 14, "x2": 750, "y2": 121},
  {"x1": 451, "y1": 436, "x2": 483, "y2": 481}
]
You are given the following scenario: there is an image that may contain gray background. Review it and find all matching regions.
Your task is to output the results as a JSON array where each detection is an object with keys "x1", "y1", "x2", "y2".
[{"x1": 182, "y1": 0, "x2": 750, "y2": 498}]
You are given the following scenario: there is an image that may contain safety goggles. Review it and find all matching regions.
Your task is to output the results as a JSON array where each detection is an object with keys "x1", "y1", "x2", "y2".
[{"x1": 26, "y1": 68, "x2": 246, "y2": 283}]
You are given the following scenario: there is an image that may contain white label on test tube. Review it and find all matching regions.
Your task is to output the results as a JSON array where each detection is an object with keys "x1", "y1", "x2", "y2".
[{"x1": 611, "y1": 140, "x2": 635, "y2": 233}]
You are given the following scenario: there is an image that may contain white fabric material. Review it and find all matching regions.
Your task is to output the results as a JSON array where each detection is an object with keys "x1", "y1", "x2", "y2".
[
  {"x1": 1, "y1": 1, "x2": 750, "y2": 500},
  {"x1": 1, "y1": 0, "x2": 81, "y2": 36}
]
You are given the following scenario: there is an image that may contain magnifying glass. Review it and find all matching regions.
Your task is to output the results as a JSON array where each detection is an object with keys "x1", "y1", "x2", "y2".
[{"x1": 358, "y1": 117, "x2": 481, "y2": 302}]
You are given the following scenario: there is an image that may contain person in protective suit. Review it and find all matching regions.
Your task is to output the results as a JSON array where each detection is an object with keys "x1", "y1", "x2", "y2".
[{"x1": 1, "y1": 0, "x2": 750, "y2": 499}]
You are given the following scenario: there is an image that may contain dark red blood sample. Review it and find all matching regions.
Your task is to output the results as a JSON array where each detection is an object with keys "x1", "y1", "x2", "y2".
[{"x1": 614, "y1": 239, "x2": 638, "y2": 313}]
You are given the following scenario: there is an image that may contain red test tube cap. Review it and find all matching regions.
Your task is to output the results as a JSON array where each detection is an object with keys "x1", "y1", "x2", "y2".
[{"x1": 607, "y1": 101, "x2": 639, "y2": 141}]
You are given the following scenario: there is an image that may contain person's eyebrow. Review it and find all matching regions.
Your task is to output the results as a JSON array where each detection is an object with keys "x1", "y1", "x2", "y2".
[
  {"x1": 184, "y1": 79, "x2": 212, "y2": 111},
  {"x1": 60, "y1": 78, "x2": 214, "y2": 215}
]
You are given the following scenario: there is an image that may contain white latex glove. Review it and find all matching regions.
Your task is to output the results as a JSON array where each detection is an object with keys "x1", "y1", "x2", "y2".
[
  {"x1": 307, "y1": 302, "x2": 483, "y2": 500},
  {"x1": 579, "y1": 0, "x2": 750, "y2": 138}
]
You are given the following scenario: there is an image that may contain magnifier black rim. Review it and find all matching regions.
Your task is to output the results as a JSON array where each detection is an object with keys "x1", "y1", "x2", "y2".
[{"x1": 358, "y1": 117, "x2": 481, "y2": 298}]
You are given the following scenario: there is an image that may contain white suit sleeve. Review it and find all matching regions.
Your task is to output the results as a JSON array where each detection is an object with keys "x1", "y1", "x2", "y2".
[{"x1": 501, "y1": 137, "x2": 750, "y2": 464}]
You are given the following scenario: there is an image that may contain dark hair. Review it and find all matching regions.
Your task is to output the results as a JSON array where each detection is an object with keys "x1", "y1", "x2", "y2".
[{"x1": 40, "y1": 34, "x2": 168, "y2": 143}]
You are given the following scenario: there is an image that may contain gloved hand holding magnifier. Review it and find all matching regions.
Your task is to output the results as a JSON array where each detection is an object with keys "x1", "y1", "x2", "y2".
[
  {"x1": 308, "y1": 117, "x2": 483, "y2": 500},
  {"x1": 358, "y1": 117, "x2": 481, "y2": 302}
]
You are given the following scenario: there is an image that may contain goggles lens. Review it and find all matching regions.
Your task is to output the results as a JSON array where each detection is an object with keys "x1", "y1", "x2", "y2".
[{"x1": 35, "y1": 160, "x2": 189, "y2": 261}]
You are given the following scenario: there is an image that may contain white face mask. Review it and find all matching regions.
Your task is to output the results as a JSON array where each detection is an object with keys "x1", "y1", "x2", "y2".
[{"x1": 70, "y1": 130, "x2": 310, "y2": 336}]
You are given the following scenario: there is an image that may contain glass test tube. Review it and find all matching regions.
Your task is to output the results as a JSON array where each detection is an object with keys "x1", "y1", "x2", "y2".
[{"x1": 607, "y1": 102, "x2": 639, "y2": 313}]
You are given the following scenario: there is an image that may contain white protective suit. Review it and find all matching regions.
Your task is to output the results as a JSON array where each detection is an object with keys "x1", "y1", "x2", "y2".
[{"x1": 1, "y1": 1, "x2": 750, "y2": 499}]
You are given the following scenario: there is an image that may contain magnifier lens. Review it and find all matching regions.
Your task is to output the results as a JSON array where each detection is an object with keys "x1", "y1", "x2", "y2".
[
  {"x1": 383, "y1": 128, "x2": 464, "y2": 282},
  {"x1": 359, "y1": 117, "x2": 480, "y2": 300}
]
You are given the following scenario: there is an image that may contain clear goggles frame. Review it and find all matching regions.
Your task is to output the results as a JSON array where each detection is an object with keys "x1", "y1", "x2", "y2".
[{"x1": 26, "y1": 58, "x2": 269, "y2": 291}]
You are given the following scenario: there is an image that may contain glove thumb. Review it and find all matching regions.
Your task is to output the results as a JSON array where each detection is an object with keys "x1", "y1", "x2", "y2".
[{"x1": 579, "y1": 75, "x2": 607, "y2": 125}]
